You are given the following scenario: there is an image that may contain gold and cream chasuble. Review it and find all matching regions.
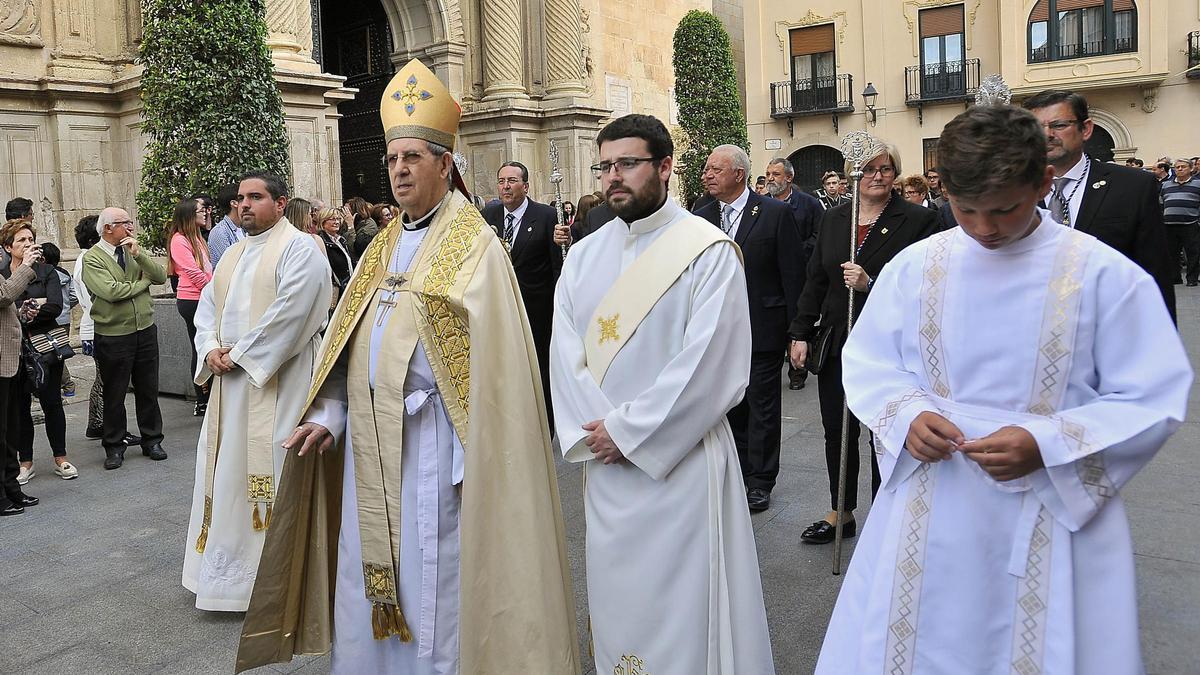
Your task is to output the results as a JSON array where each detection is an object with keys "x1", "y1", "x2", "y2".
[
  {"x1": 183, "y1": 220, "x2": 332, "y2": 611},
  {"x1": 236, "y1": 191, "x2": 580, "y2": 674},
  {"x1": 550, "y1": 198, "x2": 776, "y2": 675},
  {"x1": 820, "y1": 214, "x2": 1190, "y2": 674}
]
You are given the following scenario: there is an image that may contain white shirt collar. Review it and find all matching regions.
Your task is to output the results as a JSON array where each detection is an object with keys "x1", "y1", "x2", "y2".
[
  {"x1": 722, "y1": 187, "x2": 750, "y2": 214},
  {"x1": 1061, "y1": 154, "x2": 1089, "y2": 182},
  {"x1": 96, "y1": 238, "x2": 120, "y2": 260},
  {"x1": 504, "y1": 197, "x2": 530, "y2": 223}
]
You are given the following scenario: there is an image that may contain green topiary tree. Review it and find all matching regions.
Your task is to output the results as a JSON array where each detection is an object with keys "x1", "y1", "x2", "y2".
[
  {"x1": 672, "y1": 10, "x2": 748, "y2": 205},
  {"x1": 136, "y1": 0, "x2": 290, "y2": 250}
]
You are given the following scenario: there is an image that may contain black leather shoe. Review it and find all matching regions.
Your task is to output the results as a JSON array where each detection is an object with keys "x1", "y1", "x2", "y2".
[
  {"x1": 104, "y1": 450, "x2": 125, "y2": 470},
  {"x1": 143, "y1": 443, "x2": 167, "y2": 461},
  {"x1": 193, "y1": 402, "x2": 207, "y2": 417},
  {"x1": 0, "y1": 503, "x2": 24, "y2": 516},
  {"x1": 10, "y1": 494, "x2": 38, "y2": 507},
  {"x1": 746, "y1": 488, "x2": 771, "y2": 513},
  {"x1": 122, "y1": 433, "x2": 142, "y2": 446},
  {"x1": 800, "y1": 518, "x2": 856, "y2": 544},
  {"x1": 788, "y1": 380, "x2": 805, "y2": 390},
  {"x1": 85, "y1": 426, "x2": 103, "y2": 439},
  {"x1": 1188, "y1": 281, "x2": 1198, "y2": 287}
]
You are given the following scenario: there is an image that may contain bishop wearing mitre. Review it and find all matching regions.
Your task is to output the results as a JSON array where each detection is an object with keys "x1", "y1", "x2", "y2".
[{"x1": 235, "y1": 59, "x2": 580, "y2": 675}]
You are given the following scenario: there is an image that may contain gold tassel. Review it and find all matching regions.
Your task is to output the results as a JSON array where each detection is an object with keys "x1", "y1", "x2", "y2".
[
  {"x1": 263, "y1": 503, "x2": 272, "y2": 529},
  {"x1": 370, "y1": 602, "x2": 413, "y2": 642},
  {"x1": 194, "y1": 523, "x2": 209, "y2": 553},
  {"x1": 251, "y1": 502, "x2": 264, "y2": 531}
]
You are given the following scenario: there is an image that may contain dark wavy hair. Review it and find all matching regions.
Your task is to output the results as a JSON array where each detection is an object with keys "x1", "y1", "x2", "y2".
[{"x1": 937, "y1": 106, "x2": 1047, "y2": 200}]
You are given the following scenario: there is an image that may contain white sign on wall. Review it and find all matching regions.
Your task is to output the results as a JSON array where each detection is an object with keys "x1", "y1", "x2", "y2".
[
  {"x1": 606, "y1": 75, "x2": 632, "y2": 117},
  {"x1": 765, "y1": 138, "x2": 782, "y2": 151}
]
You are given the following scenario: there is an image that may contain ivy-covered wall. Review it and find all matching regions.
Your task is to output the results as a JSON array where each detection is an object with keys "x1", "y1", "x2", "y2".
[
  {"x1": 672, "y1": 10, "x2": 749, "y2": 206},
  {"x1": 136, "y1": 0, "x2": 290, "y2": 250}
]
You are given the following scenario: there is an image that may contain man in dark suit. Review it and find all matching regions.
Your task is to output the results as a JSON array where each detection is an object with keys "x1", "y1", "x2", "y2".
[
  {"x1": 481, "y1": 161, "x2": 563, "y2": 428},
  {"x1": 764, "y1": 157, "x2": 821, "y2": 391},
  {"x1": 695, "y1": 144, "x2": 805, "y2": 513},
  {"x1": 1023, "y1": 90, "x2": 1176, "y2": 321}
]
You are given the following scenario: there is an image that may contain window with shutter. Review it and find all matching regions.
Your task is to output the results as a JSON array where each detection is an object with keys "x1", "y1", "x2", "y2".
[
  {"x1": 919, "y1": 5, "x2": 964, "y2": 39},
  {"x1": 789, "y1": 25, "x2": 835, "y2": 57}
]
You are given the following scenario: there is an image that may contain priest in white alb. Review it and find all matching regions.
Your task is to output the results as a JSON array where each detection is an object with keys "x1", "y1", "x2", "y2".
[
  {"x1": 234, "y1": 59, "x2": 580, "y2": 675},
  {"x1": 182, "y1": 171, "x2": 332, "y2": 610},
  {"x1": 551, "y1": 114, "x2": 775, "y2": 675},
  {"x1": 818, "y1": 104, "x2": 1191, "y2": 674}
]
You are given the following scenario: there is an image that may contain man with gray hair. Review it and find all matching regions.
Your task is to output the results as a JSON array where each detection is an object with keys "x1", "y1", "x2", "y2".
[
  {"x1": 81, "y1": 206, "x2": 168, "y2": 469},
  {"x1": 765, "y1": 157, "x2": 820, "y2": 390},
  {"x1": 695, "y1": 144, "x2": 806, "y2": 513}
]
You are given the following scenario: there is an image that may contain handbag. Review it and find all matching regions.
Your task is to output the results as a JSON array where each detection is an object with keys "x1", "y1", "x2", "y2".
[
  {"x1": 805, "y1": 323, "x2": 834, "y2": 376},
  {"x1": 20, "y1": 338, "x2": 52, "y2": 391},
  {"x1": 27, "y1": 326, "x2": 75, "y2": 361}
]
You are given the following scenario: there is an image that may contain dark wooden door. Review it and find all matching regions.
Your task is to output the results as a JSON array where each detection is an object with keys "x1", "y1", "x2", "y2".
[
  {"x1": 788, "y1": 145, "x2": 844, "y2": 195},
  {"x1": 321, "y1": 0, "x2": 393, "y2": 204}
]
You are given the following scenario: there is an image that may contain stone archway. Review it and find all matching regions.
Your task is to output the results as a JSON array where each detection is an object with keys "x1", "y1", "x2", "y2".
[{"x1": 1088, "y1": 107, "x2": 1134, "y2": 159}]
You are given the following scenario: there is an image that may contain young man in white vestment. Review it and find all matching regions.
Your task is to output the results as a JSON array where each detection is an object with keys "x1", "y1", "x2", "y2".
[
  {"x1": 182, "y1": 171, "x2": 332, "y2": 611},
  {"x1": 550, "y1": 113, "x2": 775, "y2": 675},
  {"x1": 233, "y1": 59, "x2": 580, "y2": 675},
  {"x1": 817, "y1": 105, "x2": 1191, "y2": 674}
]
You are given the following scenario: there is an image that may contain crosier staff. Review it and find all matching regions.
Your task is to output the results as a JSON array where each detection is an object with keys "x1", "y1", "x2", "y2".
[{"x1": 832, "y1": 130, "x2": 887, "y2": 575}]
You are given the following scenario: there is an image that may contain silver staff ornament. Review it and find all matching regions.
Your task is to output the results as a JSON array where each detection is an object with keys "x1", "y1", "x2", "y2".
[
  {"x1": 831, "y1": 128, "x2": 887, "y2": 575},
  {"x1": 549, "y1": 139, "x2": 569, "y2": 259},
  {"x1": 975, "y1": 73, "x2": 1013, "y2": 107}
]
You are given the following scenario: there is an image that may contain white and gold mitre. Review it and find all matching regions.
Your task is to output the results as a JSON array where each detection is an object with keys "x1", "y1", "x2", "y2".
[{"x1": 379, "y1": 58, "x2": 461, "y2": 150}]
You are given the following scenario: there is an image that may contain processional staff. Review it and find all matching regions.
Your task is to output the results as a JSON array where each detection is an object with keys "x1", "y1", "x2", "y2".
[{"x1": 549, "y1": 139, "x2": 569, "y2": 259}]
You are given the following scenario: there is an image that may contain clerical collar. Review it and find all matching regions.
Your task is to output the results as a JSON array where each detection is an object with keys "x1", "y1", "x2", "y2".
[
  {"x1": 402, "y1": 204, "x2": 440, "y2": 230},
  {"x1": 624, "y1": 195, "x2": 680, "y2": 235}
]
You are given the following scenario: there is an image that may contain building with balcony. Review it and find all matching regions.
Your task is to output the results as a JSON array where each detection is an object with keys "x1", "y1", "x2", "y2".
[{"x1": 743, "y1": 1, "x2": 1200, "y2": 194}]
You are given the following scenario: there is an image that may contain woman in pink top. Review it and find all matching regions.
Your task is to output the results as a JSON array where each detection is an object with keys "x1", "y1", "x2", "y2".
[{"x1": 167, "y1": 199, "x2": 213, "y2": 416}]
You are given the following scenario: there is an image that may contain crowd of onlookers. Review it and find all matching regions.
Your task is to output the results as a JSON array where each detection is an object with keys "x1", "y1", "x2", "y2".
[{"x1": 0, "y1": 189, "x2": 396, "y2": 516}]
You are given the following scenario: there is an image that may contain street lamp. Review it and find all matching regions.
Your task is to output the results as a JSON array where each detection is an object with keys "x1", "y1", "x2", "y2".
[{"x1": 862, "y1": 82, "x2": 879, "y2": 126}]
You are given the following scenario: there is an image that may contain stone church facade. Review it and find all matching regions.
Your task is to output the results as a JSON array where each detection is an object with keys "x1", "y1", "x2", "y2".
[{"x1": 0, "y1": 0, "x2": 741, "y2": 253}]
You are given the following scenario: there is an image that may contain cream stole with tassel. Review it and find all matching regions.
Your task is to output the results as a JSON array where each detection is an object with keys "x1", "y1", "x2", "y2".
[{"x1": 194, "y1": 219, "x2": 300, "y2": 552}]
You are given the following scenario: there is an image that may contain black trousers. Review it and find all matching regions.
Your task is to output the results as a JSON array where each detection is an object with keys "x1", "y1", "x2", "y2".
[
  {"x1": 816, "y1": 346, "x2": 880, "y2": 512},
  {"x1": 176, "y1": 299, "x2": 209, "y2": 404},
  {"x1": 0, "y1": 374, "x2": 26, "y2": 507},
  {"x1": 18, "y1": 358, "x2": 66, "y2": 461},
  {"x1": 94, "y1": 326, "x2": 164, "y2": 452},
  {"x1": 728, "y1": 350, "x2": 784, "y2": 492},
  {"x1": 1165, "y1": 225, "x2": 1200, "y2": 283}
]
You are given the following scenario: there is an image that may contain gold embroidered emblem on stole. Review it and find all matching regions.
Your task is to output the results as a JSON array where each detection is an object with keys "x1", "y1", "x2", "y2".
[
  {"x1": 614, "y1": 654, "x2": 650, "y2": 675},
  {"x1": 363, "y1": 562, "x2": 398, "y2": 602},
  {"x1": 247, "y1": 474, "x2": 273, "y2": 501},
  {"x1": 421, "y1": 206, "x2": 479, "y2": 415},
  {"x1": 598, "y1": 314, "x2": 620, "y2": 344}
]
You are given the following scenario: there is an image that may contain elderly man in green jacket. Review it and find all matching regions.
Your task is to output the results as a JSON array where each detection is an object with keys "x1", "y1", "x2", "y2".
[{"x1": 81, "y1": 207, "x2": 168, "y2": 470}]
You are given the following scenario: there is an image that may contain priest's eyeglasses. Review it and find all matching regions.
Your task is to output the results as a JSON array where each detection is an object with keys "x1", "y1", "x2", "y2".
[
  {"x1": 1042, "y1": 119, "x2": 1082, "y2": 132},
  {"x1": 591, "y1": 157, "x2": 658, "y2": 179}
]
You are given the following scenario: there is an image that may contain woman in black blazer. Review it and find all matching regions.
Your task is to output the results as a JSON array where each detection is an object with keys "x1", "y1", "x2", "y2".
[
  {"x1": 316, "y1": 208, "x2": 354, "y2": 307},
  {"x1": 787, "y1": 145, "x2": 941, "y2": 544}
]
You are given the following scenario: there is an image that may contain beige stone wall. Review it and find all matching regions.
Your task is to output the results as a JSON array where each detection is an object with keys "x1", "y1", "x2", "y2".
[
  {"x1": 743, "y1": 0, "x2": 1199, "y2": 183},
  {"x1": 0, "y1": 0, "x2": 348, "y2": 256}
]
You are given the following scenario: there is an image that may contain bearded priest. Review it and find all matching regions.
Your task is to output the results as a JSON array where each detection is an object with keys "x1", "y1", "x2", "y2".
[
  {"x1": 550, "y1": 114, "x2": 775, "y2": 674},
  {"x1": 235, "y1": 59, "x2": 580, "y2": 675}
]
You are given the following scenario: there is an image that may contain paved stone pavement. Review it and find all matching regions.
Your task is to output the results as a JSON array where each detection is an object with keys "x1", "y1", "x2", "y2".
[{"x1": 2, "y1": 290, "x2": 1199, "y2": 674}]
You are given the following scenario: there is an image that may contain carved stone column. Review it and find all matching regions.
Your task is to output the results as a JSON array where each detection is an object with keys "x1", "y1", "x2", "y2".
[
  {"x1": 543, "y1": 0, "x2": 586, "y2": 98},
  {"x1": 480, "y1": 0, "x2": 529, "y2": 100},
  {"x1": 265, "y1": 0, "x2": 319, "y2": 72}
]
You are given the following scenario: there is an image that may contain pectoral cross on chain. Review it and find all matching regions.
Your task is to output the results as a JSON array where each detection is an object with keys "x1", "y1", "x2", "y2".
[{"x1": 376, "y1": 273, "x2": 407, "y2": 326}]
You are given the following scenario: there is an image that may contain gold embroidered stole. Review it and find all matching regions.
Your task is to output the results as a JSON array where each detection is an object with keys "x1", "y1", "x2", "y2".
[{"x1": 194, "y1": 219, "x2": 299, "y2": 552}]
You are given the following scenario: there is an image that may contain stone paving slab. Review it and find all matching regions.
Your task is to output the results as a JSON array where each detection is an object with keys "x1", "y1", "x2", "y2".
[{"x1": 2, "y1": 289, "x2": 1199, "y2": 674}]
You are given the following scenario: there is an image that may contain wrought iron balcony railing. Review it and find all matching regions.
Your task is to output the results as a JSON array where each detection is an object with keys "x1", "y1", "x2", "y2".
[
  {"x1": 1189, "y1": 31, "x2": 1200, "y2": 80},
  {"x1": 904, "y1": 58, "x2": 980, "y2": 106},
  {"x1": 770, "y1": 73, "x2": 855, "y2": 118}
]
